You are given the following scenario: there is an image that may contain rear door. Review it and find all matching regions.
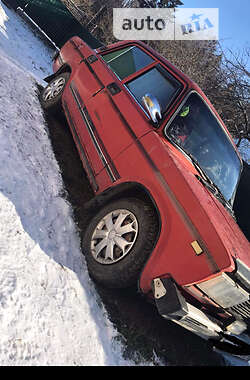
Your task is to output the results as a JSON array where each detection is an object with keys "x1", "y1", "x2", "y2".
[
  {"x1": 66, "y1": 41, "x2": 184, "y2": 189},
  {"x1": 61, "y1": 38, "x2": 105, "y2": 189},
  {"x1": 67, "y1": 43, "x2": 158, "y2": 183}
]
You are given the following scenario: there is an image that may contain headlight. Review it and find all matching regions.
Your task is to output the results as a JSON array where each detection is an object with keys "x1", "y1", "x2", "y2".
[{"x1": 197, "y1": 273, "x2": 249, "y2": 308}]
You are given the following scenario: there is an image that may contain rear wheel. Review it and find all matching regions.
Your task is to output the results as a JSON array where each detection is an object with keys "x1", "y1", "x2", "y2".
[
  {"x1": 83, "y1": 198, "x2": 158, "y2": 288},
  {"x1": 40, "y1": 72, "x2": 70, "y2": 113}
]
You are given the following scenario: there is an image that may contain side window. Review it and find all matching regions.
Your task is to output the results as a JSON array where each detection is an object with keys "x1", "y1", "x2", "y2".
[
  {"x1": 126, "y1": 66, "x2": 182, "y2": 112},
  {"x1": 102, "y1": 46, "x2": 182, "y2": 116},
  {"x1": 101, "y1": 46, "x2": 154, "y2": 80}
]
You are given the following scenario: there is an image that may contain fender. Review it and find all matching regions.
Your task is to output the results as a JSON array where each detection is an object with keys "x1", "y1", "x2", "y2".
[
  {"x1": 44, "y1": 63, "x2": 72, "y2": 83},
  {"x1": 83, "y1": 181, "x2": 161, "y2": 229}
]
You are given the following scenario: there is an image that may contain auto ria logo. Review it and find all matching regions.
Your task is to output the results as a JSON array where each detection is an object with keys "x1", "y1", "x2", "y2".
[
  {"x1": 113, "y1": 8, "x2": 219, "y2": 41},
  {"x1": 180, "y1": 12, "x2": 215, "y2": 36}
]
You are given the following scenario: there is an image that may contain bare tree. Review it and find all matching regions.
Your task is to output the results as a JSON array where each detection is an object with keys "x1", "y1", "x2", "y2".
[
  {"x1": 66, "y1": 0, "x2": 183, "y2": 43},
  {"x1": 61, "y1": 0, "x2": 117, "y2": 36},
  {"x1": 149, "y1": 39, "x2": 222, "y2": 96},
  {"x1": 90, "y1": 0, "x2": 125, "y2": 44},
  {"x1": 212, "y1": 45, "x2": 250, "y2": 147},
  {"x1": 61, "y1": 0, "x2": 93, "y2": 22}
]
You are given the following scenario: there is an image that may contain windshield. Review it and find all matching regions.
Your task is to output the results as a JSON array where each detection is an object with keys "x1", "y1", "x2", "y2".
[{"x1": 166, "y1": 93, "x2": 242, "y2": 202}]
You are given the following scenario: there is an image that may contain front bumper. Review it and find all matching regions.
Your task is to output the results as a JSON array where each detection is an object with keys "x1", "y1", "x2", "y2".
[
  {"x1": 227, "y1": 259, "x2": 250, "y2": 327},
  {"x1": 152, "y1": 276, "x2": 249, "y2": 340}
]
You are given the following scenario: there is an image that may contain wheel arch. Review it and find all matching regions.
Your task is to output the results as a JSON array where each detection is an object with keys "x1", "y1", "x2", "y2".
[
  {"x1": 44, "y1": 63, "x2": 72, "y2": 83},
  {"x1": 84, "y1": 181, "x2": 162, "y2": 236}
]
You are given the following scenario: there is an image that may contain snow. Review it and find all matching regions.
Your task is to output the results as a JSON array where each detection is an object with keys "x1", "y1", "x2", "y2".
[
  {"x1": 0, "y1": 1, "x2": 249, "y2": 366},
  {"x1": 0, "y1": 2, "x2": 143, "y2": 366}
]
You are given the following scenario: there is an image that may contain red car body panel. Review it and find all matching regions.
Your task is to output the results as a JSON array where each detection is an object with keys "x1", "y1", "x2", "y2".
[
  {"x1": 113, "y1": 132, "x2": 241, "y2": 291},
  {"x1": 50, "y1": 37, "x2": 250, "y2": 335}
]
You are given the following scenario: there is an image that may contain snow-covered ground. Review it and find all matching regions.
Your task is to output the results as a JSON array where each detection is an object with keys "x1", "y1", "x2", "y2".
[
  {"x1": 0, "y1": 1, "x2": 249, "y2": 366},
  {"x1": 0, "y1": 2, "x2": 150, "y2": 366}
]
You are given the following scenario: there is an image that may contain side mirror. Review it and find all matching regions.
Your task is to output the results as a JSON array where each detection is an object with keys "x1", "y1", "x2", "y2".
[{"x1": 142, "y1": 93, "x2": 162, "y2": 125}]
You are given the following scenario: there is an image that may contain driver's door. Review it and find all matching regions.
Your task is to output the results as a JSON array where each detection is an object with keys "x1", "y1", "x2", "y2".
[{"x1": 86, "y1": 45, "x2": 184, "y2": 176}]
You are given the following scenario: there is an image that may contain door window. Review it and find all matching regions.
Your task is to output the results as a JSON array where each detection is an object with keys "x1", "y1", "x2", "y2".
[
  {"x1": 126, "y1": 66, "x2": 181, "y2": 112},
  {"x1": 101, "y1": 46, "x2": 154, "y2": 80},
  {"x1": 102, "y1": 45, "x2": 183, "y2": 117}
]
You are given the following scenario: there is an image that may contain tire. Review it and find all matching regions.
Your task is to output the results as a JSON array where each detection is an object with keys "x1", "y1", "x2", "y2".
[
  {"x1": 40, "y1": 72, "x2": 70, "y2": 113},
  {"x1": 83, "y1": 198, "x2": 158, "y2": 289}
]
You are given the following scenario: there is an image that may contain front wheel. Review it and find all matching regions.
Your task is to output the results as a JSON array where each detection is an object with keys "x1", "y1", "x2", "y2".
[
  {"x1": 40, "y1": 72, "x2": 70, "y2": 113},
  {"x1": 82, "y1": 198, "x2": 158, "y2": 289}
]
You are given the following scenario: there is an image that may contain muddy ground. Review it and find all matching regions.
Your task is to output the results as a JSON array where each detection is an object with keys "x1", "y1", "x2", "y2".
[{"x1": 42, "y1": 108, "x2": 229, "y2": 366}]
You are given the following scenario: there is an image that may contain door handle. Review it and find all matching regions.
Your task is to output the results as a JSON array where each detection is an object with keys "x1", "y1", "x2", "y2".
[{"x1": 107, "y1": 82, "x2": 121, "y2": 96}]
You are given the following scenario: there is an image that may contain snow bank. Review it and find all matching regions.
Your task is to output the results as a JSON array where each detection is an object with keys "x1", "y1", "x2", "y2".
[
  {"x1": 0, "y1": 1, "x2": 52, "y2": 83},
  {"x1": 0, "y1": 2, "x2": 138, "y2": 365}
]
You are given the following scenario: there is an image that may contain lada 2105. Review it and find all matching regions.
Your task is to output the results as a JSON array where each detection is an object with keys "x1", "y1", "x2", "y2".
[{"x1": 41, "y1": 37, "x2": 250, "y2": 352}]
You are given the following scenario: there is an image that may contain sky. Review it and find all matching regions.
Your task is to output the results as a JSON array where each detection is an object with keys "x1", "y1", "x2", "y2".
[{"x1": 179, "y1": 0, "x2": 249, "y2": 52}]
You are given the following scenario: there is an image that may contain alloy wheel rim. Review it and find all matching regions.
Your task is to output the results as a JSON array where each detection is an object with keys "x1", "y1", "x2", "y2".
[
  {"x1": 43, "y1": 77, "x2": 66, "y2": 101},
  {"x1": 90, "y1": 209, "x2": 139, "y2": 264}
]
